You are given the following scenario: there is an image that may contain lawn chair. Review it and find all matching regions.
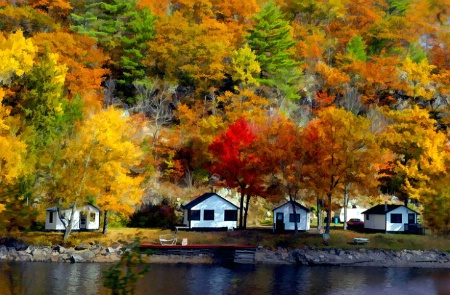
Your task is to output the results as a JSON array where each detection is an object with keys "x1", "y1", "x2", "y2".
[{"x1": 159, "y1": 234, "x2": 177, "y2": 245}]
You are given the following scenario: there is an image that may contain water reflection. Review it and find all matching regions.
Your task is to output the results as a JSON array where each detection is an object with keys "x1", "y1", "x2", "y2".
[{"x1": 0, "y1": 262, "x2": 449, "y2": 295}]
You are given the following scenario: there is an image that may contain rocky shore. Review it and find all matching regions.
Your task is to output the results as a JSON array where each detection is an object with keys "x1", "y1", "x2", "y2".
[{"x1": 0, "y1": 243, "x2": 449, "y2": 268}]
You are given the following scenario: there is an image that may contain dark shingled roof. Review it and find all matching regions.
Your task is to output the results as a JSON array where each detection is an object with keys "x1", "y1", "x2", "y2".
[
  {"x1": 181, "y1": 193, "x2": 239, "y2": 209},
  {"x1": 273, "y1": 200, "x2": 310, "y2": 212},
  {"x1": 46, "y1": 203, "x2": 100, "y2": 212},
  {"x1": 362, "y1": 204, "x2": 419, "y2": 215}
]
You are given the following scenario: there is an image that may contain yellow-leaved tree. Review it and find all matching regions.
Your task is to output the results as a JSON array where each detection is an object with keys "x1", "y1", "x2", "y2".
[
  {"x1": 401, "y1": 56, "x2": 437, "y2": 101},
  {"x1": 47, "y1": 108, "x2": 145, "y2": 240},
  {"x1": 381, "y1": 106, "x2": 448, "y2": 204},
  {"x1": 0, "y1": 30, "x2": 36, "y2": 84},
  {"x1": 0, "y1": 89, "x2": 28, "y2": 213}
]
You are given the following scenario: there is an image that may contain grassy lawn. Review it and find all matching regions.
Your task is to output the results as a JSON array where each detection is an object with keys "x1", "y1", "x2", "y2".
[{"x1": 10, "y1": 226, "x2": 450, "y2": 252}]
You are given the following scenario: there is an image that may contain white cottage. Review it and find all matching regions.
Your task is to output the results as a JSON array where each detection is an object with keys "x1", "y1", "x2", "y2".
[
  {"x1": 181, "y1": 193, "x2": 238, "y2": 230},
  {"x1": 335, "y1": 206, "x2": 367, "y2": 223},
  {"x1": 45, "y1": 204, "x2": 100, "y2": 231},
  {"x1": 273, "y1": 201, "x2": 310, "y2": 232},
  {"x1": 362, "y1": 204, "x2": 419, "y2": 233}
]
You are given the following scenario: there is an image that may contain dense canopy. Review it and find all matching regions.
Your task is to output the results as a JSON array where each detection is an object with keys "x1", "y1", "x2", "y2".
[{"x1": 0, "y1": 0, "x2": 450, "y2": 236}]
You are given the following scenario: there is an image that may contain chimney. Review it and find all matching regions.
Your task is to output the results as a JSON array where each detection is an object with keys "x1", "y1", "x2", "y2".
[{"x1": 385, "y1": 201, "x2": 388, "y2": 212}]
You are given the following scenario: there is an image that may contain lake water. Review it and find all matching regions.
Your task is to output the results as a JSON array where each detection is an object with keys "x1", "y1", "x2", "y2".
[{"x1": 0, "y1": 262, "x2": 449, "y2": 295}]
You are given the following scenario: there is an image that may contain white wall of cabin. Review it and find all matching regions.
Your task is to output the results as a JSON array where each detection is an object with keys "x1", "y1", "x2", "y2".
[
  {"x1": 83, "y1": 205, "x2": 100, "y2": 230},
  {"x1": 184, "y1": 195, "x2": 238, "y2": 229},
  {"x1": 386, "y1": 207, "x2": 416, "y2": 232},
  {"x1": 45, "y1": 205, "x2": 100, "y2": 231},
  {"x1": 336, "y1": 208, "x2": 366, "y2": 222},
  {"x1": 364, "y1": 207, "x2": 417, "y2": 232},
  {"x1": 364, "y1": 214, "x2": 385, "y2": 230},
  {"x1": 273, "y1": 203, "x2": 310, "y2": 231}
]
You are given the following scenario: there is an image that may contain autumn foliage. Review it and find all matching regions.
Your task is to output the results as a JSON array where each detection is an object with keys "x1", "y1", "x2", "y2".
[{"x1": 1, "y1": 0, "x2": 450, "y2": 236}]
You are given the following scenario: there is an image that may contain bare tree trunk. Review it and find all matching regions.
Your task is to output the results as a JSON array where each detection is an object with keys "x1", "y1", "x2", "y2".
[
  {"x1": 63, "y1": 205, "x2": 76, "y2": 241},
  {"x1": 343, "y1": 183, "x2": 350, "y2": 230},
  {"x1": 317, "y1": 198, "x2": 322, "y2": 233},
  {"x1": 325, "y1": 193, "x2": 332, "y2": 234},
  {"x1": 243, "y1": 194, "x2": 251, "y2": 229},
  {"x1": 103, "y1": 210, "x2": 109, "y2": 234},
  {"x1": 239, "y1": 191, "x2": 244, "y2": 229},
  {"x1": 290, "y1": 197, "x2": 298, "y2": 236}
]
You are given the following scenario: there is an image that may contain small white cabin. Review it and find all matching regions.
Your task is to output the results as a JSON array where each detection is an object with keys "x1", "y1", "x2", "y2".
[
  {"x1": 273, "y1": 201, "x2": 310, "y2": 232},
  {"x1": 362, "y1": 204, "x2": 419, "y2": 232},
  {"x1": 181, "y1": 193, "x2": 238, "y2": 230},
  {"x1": 45, "y1": 204, "x2": 100, "y2": 231},
  {"x1": 335, "y1": 206, "x2": 367, "y2": 223}
]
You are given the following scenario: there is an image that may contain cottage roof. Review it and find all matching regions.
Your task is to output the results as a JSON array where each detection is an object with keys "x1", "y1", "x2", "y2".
[
  {"x1": 181, "y1": 193, "x2": 239, "y2": 209},
  {"x1": 362, "y1": 204, "x2": 419, "y2": 215},
  {"x1": 273, "y1": 200, "x2": 310, "y2": 212},
  {"x1": 45, "y1": 203, "x2": 100, "y2": 212}
]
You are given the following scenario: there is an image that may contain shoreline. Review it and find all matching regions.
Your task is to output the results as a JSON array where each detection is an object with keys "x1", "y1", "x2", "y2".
[{"x1": 0, "y1": 243, "x2": 449, "y2": 268}]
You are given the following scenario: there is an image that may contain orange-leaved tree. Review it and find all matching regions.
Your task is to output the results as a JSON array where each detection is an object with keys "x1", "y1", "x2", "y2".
[
  {"x1": 303, "y1": 106, "x2": 379, "y2": 234},
  {"x1": 32, "y1": 31, "x2": 109, "y2": 108},
  {"x1": 253, "y1": 115, "x2": 307, "y2": 235},
  {"x1": 146, "y1": 8, "x2": 231, "y2": 93}
]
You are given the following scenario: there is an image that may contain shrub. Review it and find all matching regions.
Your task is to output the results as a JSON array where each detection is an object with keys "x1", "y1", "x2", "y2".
[{"x1": 128, "y1": 201, "x2": 179, "y2": 229}]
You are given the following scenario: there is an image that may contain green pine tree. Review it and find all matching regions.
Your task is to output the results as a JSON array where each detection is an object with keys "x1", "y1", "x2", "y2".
[
  {"x1": 246, "y1": 0, "x2": 302, "y2": 104},
  {"x1": 346, "y1": 35, "x2": 367, "y2": 62},
  {"x1": 70, "y1": 0, "x2": 156, "y2": 102}
]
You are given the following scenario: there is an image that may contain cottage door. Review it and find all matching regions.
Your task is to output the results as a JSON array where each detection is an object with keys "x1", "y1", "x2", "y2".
[
  {"x1": 275, "y1": 213, "x2": 285, "y2": 233},
  {"x1": 80, "y1": 214, "x2": 87, "y2": 229}
]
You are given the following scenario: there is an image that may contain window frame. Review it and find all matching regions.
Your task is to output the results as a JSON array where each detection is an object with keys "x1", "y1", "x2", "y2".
[
  {"x1": 49, "y1": 212, "x2": 54, "y2": 224},
  {"x1": 390, "y1": 213, "x2": 402, "y2": 224},
  {"x1": 203, "y1": 210, "x2": 215, "y2": 221},
  {"x1": 289, "y1": 213, "x2": 300, "y2": 223},
  {"x1": 224, "y1": 210, "x2": 238, "y2": 221},
  {"x1": 190, "y1": 210, "x2": 200, "y2": 221}
]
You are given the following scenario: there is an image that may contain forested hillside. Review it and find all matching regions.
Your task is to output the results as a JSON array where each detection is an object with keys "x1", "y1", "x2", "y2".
[{"x1": 0, "y1": 0, "x2": 449, "y2": 236}]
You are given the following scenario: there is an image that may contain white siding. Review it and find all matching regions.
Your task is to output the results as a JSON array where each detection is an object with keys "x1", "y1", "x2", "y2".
[
  {"x1": 82, "y1": 205, "x2": 100, "y2": 230},
  {"x1": 45, "y1": 209, "x2": 80, "y2": 230},
  {"x1": 336, "y1": 208, "x2": 366, "y2": 222},
  {"x1": 45, "y1": 205, "x2": 100, "y2": 231},
  {"x1": 45, "y1": 211, "x2": 58, "y2": 230},
  {"x1": 364, "y1": 214, "x2": 385, "y2": 230},
  {"x1": 364, "y1": 206, "x2": 418, "y2": 232},
  {"x1": 386, "y1": 207, "x2": 415, "y2": 232},
  {"x1": 273, "y1": 203, "x2": 310, "y2": 231},
  {"x1": 186, "y1": 195, "x2": 238, "y2": 229}
]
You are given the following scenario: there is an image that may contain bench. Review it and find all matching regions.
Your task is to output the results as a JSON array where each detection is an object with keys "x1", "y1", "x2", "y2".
[{"x1": 354, "y1": 238, "x2": 369, "y2": 245}]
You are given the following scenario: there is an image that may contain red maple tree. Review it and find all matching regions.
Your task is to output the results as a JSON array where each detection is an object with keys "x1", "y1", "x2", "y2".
[{"x1": 208, "y1": 117, "x2": 264, "y2": 229}]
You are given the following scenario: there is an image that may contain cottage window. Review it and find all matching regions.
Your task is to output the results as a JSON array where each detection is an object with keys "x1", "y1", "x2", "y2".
[
  {"x1": 190, "y1": 210, "x2": 200, "y2": 220},
  {"x1": 49, "y1": 212, "x2": 54, "y2": 223},
  {"x1": 90, "y1": 212, "x2": 96, "y2": 220},
  {"x1": 289, "y1": 213, "x2": 300, "y2": 223},
  {"x1": 390, "y1": 213, "x2": 402, "y2": 223},
  {"x1": 204, "y1": 210, "x2": 214, "y2": 221},
  {"x1": 366, "y1": 214, "x2": 369, "y2": 220},
  {"x1": 224, "y1": 210, "x2": 237, "y2": 221}
]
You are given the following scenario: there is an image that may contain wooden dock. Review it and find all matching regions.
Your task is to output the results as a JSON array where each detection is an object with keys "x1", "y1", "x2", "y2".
[{"x1": 140, "y1": 244, "x2": 258, "y2": 264}]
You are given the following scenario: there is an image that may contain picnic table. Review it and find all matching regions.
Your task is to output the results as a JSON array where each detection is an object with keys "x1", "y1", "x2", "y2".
[{"x1": 353, "y1": 238, "x2": 369, "y2": 245}]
